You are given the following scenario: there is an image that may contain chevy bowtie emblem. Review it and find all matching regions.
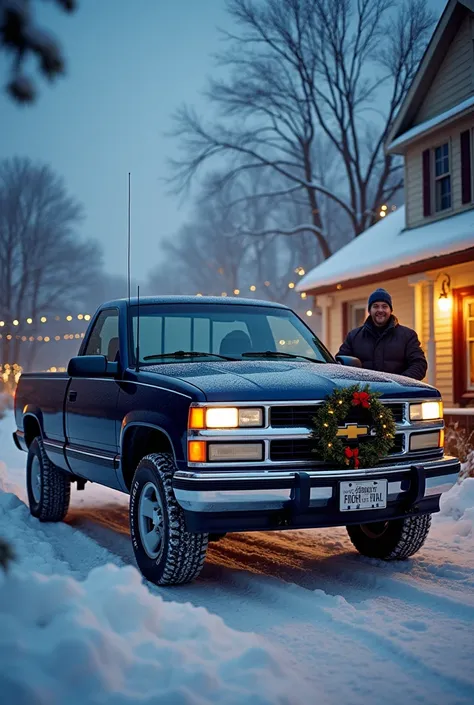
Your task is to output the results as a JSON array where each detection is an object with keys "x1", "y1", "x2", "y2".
[{"x1": 336, "y1": 424, "x2": 369, "y2": 440}]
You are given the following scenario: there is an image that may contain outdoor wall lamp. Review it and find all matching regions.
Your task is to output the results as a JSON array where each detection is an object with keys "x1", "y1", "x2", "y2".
[{"x1": 437, "y1": 272, "x2": 452, "y2": 312}]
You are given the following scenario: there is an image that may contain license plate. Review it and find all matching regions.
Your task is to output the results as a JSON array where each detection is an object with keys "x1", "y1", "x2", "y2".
[{"x1": 339, "y1": 479, "x2": 387, "y2": 512}]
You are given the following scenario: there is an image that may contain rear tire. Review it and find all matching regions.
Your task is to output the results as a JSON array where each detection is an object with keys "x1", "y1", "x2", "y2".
[
  {"x1": 26, "y1": 437, "x2": 71, "y2": 522},
  {"x1": 129, "y1": 453, "x2": 208, "y2": 586},
  {"x1": 346, "y1": 513, "x2": 432, "y2": 560}
]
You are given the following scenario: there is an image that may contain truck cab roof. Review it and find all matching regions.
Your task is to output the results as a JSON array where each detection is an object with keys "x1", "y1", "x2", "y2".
[{"x1": 100, "y1": 295, "x2": 291, "y2": 310}]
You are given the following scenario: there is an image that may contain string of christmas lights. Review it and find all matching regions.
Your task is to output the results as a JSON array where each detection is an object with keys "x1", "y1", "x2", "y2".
[
  {"x1": 0, "y1": 332, "x2": 86, "y2": 343},
  {"x1": 0, "y1": 314, "x2": 92, "y2": 328}
]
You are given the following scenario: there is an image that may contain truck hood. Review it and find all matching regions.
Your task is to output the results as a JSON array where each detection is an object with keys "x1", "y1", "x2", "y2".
[{"x1": 141, "y1": 360, "x2": 438, "y2": 401}]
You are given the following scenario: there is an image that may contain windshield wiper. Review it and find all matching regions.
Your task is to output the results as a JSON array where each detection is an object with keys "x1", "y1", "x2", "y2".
[
  {"x1": 241, "y1": 351, "x2": 325, "y2": 363},
  {"x1": 142, "y1": 350, "x2": 237, "y2": 362}
]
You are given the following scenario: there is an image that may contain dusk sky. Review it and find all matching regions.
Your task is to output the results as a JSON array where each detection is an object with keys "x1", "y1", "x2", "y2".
[{"x1": 1, "y1": 0, "x2": 446, "y2": 284}]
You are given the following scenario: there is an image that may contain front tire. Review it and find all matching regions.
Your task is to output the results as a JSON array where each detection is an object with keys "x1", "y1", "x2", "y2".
[
  {"x1": 346, "y1": 513, "x2": 432, "y2": 560},
  {"x1": 26, "y1": 437, "x2": 71, "y2": 522},
  {"x1": 129, "y1": 453, "x2": 208, "y2": 586}
]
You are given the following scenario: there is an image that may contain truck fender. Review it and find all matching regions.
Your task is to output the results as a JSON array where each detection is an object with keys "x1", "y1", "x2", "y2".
[{"x1": 22, "y1": 407, "x2": 44, "y2": 442}]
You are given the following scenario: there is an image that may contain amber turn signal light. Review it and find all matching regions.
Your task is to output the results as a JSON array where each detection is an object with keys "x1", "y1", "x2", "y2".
[
  {"x1": 189, "y1": 407, "x2": 205, "y2": 429},
  {"x1": 188, "y1": 440, "x2": 207, "y2": 463}
]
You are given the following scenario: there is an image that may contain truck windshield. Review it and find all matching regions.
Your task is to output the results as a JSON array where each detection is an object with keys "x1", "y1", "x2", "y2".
[{"x1": 129, "y1": 303, "x2": 333, "y2": 366}]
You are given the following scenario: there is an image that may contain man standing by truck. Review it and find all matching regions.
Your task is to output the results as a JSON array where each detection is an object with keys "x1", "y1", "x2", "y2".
[{"x1": 337, "y1": 288, "x2": 428, "y2": 381}]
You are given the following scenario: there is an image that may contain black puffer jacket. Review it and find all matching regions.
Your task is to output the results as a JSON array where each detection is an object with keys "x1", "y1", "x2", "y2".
[{"x1": 337, "y1": 316, "x2": 427, "y2": 381}]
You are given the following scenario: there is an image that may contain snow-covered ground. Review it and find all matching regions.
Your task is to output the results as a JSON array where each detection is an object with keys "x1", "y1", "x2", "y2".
[{"x1": 1, "y1": 410, "x2": 473, "y2": 705}]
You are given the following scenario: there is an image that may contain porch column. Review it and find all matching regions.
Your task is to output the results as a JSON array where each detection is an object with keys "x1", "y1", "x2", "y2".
[
  {"x1": 408, "y1": 274, "x2": 435, "y2": 385},
  {"x1": 408, "y1": 276, "x2": 424, "y2": 342},
  {"x1": 316, "y1": 295, "x2": 333, "y2": 349},
  {"x1": 425, "y1": 278, "x2": 436, "y2": 386}
]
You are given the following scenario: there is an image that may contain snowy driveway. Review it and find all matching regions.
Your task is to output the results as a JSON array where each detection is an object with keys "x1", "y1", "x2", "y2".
[{"x1": 1, "y1": 411, "x2": 473, "y2": 705}]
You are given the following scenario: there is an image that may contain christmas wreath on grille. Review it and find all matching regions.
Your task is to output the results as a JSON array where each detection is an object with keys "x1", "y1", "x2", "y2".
[{"x1": 309, "y1": 384, "x2": 397, "y2": 469}]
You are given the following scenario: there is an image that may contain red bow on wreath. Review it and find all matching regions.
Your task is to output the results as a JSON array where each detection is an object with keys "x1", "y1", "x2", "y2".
[
  {"x1": 344, "y1": 446, "x2": 360, "y2": 469},
  {"x1": 352, "y1": 391, "x2": 370, "y2": 409}
]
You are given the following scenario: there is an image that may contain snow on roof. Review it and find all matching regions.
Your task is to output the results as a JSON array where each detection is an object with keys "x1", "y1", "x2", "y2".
[
  {"x1": 297, "y1": 205, "x2": 474, "y2": 293},
  {"x1": 388, "y1": 94, "x2": 474, "y2": 153}
]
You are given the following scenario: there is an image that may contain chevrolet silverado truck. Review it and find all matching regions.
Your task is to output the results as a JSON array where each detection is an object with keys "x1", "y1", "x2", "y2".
[{"x1": 13, "y1": 296, "x2": 460, "y2": 585}]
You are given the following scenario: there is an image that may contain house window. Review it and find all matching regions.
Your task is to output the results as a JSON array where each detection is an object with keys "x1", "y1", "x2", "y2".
[
  {"x1": 343, "y1": 300, "x2": 367, "y2": 336},
  {"x1": 453, "y1": 286, "x2": 474, "y2": 404},
  {"x1": 434, "y1": 143, "x2": 451, "y2": 212},
  {"x1": 350, "y1": 301, "x2": 367, "y2": 329}
]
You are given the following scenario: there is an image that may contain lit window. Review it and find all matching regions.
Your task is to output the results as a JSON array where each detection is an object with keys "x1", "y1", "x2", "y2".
[
  {"x1": 453, "y1": 288, "x2": 474, "y2": 403},
  {"x1": 466, "y1": 298, "x2": 474, "y2": 391}
]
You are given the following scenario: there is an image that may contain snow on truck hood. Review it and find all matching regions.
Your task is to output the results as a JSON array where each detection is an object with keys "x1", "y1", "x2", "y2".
[{"x1": 141, "y1": 360, "x2": 437, "y2": 402}]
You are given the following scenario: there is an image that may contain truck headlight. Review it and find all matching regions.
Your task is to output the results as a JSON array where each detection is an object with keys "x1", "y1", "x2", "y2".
[
  {"x1": 409, "y1": 401, "x2": 443, "y2": 421},
  {"x1": 189, "y1": 406, "x2": 264, "y2": 429}
]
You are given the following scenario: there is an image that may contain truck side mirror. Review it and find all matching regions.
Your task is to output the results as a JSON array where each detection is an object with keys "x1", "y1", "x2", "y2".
[
  {"x1": 68, "y1": 355, "x2": 119, "y2": 378},
  {"x1": 335, "y1": 355, "x2": 362, "y2": 368}
]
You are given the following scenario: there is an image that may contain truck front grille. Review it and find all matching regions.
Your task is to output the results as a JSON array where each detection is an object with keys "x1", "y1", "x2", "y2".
[
  {"x1": 270, "y1": 402, "x2": 405, "y2": 428},
  {"x1": 269, "y1": 433, "x2": 405, "y2": 463}
]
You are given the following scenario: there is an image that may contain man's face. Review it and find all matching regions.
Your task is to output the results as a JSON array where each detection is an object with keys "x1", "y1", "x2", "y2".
[{"x1": 370, "y1": 301, "x2": 391, "y2": 327}]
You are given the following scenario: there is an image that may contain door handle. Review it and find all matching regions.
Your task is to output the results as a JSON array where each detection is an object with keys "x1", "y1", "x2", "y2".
[{"x1": 68, "y1": 390, "x2": 77, "y2": 402}]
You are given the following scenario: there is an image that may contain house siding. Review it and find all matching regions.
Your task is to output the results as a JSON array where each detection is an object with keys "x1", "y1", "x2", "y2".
[
  {"x1": 405, "y1": 114, "x2": 474, "y2": 228},
  {"x1": 414, "y1": 14, "x2": 474, "y2": 126}
]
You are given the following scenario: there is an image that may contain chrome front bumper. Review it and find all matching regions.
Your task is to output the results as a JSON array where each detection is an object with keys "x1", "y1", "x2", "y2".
[{"x1": 173, "y1": 456, "x2": 460, "y2": 513}]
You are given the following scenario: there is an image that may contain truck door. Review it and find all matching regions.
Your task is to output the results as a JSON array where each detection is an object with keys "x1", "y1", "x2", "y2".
[{"x1": 65, "y1": 308, "x2": 122, "y2": 488}]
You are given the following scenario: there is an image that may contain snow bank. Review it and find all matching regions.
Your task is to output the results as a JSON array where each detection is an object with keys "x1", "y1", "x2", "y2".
[
  {"x1": 0, "y1": 491, "x2": 306, "y2": 705},
  {"x1": 431, "y1": 477, "x2": 474, "y2": 547},
  {"x1": 438, "y1": 477, "x2": 474, "y2": 534}
]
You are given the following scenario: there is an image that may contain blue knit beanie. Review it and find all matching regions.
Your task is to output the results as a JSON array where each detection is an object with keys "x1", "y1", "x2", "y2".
[{"x1": 368, "y1": 288, "x2": 393, "y2": 311}]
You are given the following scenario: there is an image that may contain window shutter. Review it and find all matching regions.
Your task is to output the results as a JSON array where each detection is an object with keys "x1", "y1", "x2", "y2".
[
  {"x1": 422, "y1": 149, "x2": 431, "y2": 217},
  {"x1": 460, "y1": 130, "x2": 471, "y2": 204}
]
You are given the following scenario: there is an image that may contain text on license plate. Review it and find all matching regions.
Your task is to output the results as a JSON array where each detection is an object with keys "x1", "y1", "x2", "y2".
[{"x1": 339, "y1": 479, "x2": 388, "y2": 512}]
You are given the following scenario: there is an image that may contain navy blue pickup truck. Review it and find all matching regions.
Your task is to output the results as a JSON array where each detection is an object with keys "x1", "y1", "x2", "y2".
[{"x1": 13, "y1": 296, "x2": 460, "y2": 585}]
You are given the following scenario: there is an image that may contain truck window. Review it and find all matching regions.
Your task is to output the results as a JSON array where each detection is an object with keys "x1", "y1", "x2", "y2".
[
  {"x1": 267, "y1": 315, "x2": 318, "y2": 359},
  {"x1": 129, "y1": 303, "x2": 333, "y2": 365},
  {"x1": 83, "y1": 309, "x2": 119, "y2": 361},
  {"x1": 212, "y1": 321, "x2": 250, "y2": 354}
]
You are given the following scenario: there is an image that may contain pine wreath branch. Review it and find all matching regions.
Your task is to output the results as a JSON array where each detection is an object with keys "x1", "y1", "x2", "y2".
[{"x1": 310, "y1": 384, "x2": 397, "y2": 469}]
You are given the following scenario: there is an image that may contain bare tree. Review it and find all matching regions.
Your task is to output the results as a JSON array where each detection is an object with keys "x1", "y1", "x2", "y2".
[
  {"x1": 0, "y1": 157, "x2": 102, "y2": 368},
  {"x1": 0, "y1": 0, "x2": 76, "y2": 102},
  {"x1": 147, "y1": 169, "x2": 319, "y2": 315},
  {"x1": 170, "y1": 0, "x2": 434, "y2": 260}
]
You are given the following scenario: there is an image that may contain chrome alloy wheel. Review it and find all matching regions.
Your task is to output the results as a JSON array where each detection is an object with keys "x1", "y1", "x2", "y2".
[
  {"x1": 31, "y1": 455, "x2": 42, "y2": 503},
  {"x1": 138, "y1": 481, "x2": 165, "y2": 559}
]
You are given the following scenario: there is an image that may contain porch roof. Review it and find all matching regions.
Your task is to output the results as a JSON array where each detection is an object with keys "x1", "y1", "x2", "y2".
[{"x1": 297, "y1": 206, "x2": 474, "y2": 296}]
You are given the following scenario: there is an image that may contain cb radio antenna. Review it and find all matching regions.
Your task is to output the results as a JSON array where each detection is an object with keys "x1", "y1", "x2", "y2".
[{"x1": 127, "y1": 172, "x2": 131, "y2": 304}]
